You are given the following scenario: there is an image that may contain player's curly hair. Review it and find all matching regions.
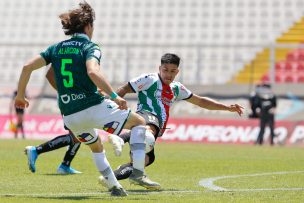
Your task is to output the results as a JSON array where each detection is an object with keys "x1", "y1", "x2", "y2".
[{"x1": 59, "y1": 1, "x2": 95, "y2": 36}]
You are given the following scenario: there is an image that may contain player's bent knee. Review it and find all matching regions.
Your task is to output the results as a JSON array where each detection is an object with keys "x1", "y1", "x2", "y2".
[
  {"x1": 130, "y1": 125, "x2": 146, "y2": 144},
  {"x1": 130, "y1": 126, "x2": 146, "y2": 151},
  {"x1": 145, "y1": 130, "x2": 155, "y2": 153}
]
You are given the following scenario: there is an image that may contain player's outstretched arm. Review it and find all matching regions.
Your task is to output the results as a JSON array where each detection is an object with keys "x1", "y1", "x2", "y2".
[
  {"x1": 186, "y1": 94, "x2": 244, "y2": 116},
  {"x1": 116, "y1": 83, "x2": 134, "y2": 98},
  {"x1": 15, "y1": 55, "x2": 46, "y2": 109}
]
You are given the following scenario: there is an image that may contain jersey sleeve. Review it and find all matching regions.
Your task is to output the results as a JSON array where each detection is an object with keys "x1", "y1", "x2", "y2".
[
  {"x1": 128, "y1": 73, "x2": 156, "y2": 93},
  {"x1": 175, "y1": 82, "x2": 193, "y2": 101},
  {"x1": 84, "y1": 43, "x2": 101, "y2": 64},
  {"x1": 40, "y1": 45, "x2": 55, "y2": 65}
]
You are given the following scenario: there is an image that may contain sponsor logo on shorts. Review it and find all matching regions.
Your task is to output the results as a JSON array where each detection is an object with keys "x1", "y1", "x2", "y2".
[
  {"x1": 107, "y1": 104, "x2": 114, "y2": 109},
  {"x1": 103, "y1": 121, "x2": 120, "y2": 134},
  {"x1": 77, "y1": 133, "x2": 94, "y2": 143}
]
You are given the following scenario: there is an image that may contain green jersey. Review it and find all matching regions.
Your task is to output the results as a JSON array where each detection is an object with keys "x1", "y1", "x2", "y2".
[{"x1": 40, "y1": 33, "x2": 104, "y2": 116}]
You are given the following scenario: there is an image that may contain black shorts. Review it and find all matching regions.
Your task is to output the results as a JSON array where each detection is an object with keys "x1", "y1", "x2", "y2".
[
  {"x1": 15, "y1": 108, "x2": 24, "y2": 114},
  {"x1": 137, "y1": 111, "x2": 161, "y2": 137}
]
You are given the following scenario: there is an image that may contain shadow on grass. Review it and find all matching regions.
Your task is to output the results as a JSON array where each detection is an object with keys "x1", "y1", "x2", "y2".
[
  {"x1": 34, "y1": 194, "x2": 157, "y2": 201},
  {"x1": 1, "y1": 189, "x2": 196, "y2": 201},
  {"x1": 43, "y1": 173, "x2": 79, "y2": 176}
]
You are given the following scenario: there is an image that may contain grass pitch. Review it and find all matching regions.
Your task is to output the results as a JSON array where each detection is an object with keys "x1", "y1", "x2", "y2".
[{"x1": 0, "y1": 139, "x2": 304, "y2": 203}]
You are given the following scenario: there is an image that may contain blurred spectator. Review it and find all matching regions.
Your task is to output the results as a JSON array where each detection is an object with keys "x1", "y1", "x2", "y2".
[
  {"x1": 248, "y1": 84, "x2": 261, "y2": 119},
  {"x1": 255, "y1": 83, "x2": 277, "y2": 145},
  {"x1": 10, "y1": 90, "x2": 26, "y2": 139}
]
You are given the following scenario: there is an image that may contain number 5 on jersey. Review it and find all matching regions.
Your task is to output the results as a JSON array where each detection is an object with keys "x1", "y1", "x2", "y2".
[{"x1": 61, "y1": 58, "x2": 74, "y2": 88}]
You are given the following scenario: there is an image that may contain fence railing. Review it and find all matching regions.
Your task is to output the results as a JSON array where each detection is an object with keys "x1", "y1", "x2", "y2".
[{"x1": 0, "y1": 43, "x2": 303, "y2": 86}]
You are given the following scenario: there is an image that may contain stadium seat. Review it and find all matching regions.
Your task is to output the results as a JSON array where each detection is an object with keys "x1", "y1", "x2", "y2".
[
  {"x1": 298, "y1": 75, "x2": 304, "y2": 83},
  {"x1": 1, "y1": 0, "x2": 304, "y2": 86},
  {"x1": 298, "y1": 63, "x2": 304, "y2": 71},
  {"x1": 275, "y1": 62, "x2": 286, "y2": 70}
]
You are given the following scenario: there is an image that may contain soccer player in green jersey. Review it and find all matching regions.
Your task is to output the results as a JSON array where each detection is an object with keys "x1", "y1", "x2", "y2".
[
  {"x1": 99, "y1": 53, "x2": 244, "y2": 188},
  {"x1": 15, "y1": 1, "x2": 159, "y2": 196}
]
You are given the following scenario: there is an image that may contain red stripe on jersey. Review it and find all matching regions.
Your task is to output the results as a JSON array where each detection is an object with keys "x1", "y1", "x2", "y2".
[{"x1": 161, "y1": 82, "x2": 174, "y2": 131}]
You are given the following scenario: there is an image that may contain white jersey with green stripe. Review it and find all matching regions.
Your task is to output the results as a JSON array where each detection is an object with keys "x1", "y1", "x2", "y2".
[{"x1": 128, "y1": 73, "x2": 192, "y2": 128}]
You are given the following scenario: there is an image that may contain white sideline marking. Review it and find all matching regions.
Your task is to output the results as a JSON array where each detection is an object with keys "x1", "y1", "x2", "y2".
[
  {"x1": 0, "y1": 190, "x2": 199, "y2": 198},
  {"x1": 199, "y1": 171, "x2": 304, "y2": 192}
]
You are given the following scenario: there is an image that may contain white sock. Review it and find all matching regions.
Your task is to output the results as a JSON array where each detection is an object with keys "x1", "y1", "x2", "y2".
[
  {"x1": 132, "y1": 150, "x2": 146, "y2": 172},
  {"x1": 92, "y1": 151, "x2": 121, "y2": 188},
  {"x1": 130, "y1": 126, "x2": 146, "y2": 172}
]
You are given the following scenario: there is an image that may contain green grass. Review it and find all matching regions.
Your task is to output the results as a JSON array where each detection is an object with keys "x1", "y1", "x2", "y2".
[{"x1": 1, "y1": 139, "x2": 304, "y2": 203}]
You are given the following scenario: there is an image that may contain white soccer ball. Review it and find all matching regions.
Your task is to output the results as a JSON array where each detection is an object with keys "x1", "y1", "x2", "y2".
[{"x1": 145, "y1": 132, "x2": 155, "y2": 153}]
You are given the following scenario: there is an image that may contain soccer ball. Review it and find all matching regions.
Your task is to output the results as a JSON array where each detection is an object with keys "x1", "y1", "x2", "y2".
[{"x1": 145, "y1": 132, "x2": 155, "y2": 153}]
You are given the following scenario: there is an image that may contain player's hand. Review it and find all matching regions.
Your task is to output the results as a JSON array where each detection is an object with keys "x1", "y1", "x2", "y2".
[
  {"x1": 113, "y1": 96, "x2": 128, "y2": 110},
  {"x1": 228, "y1": 104, "x2": 244, "y2": 116},
  {"x1": 14, "y1": 96, "x2": 29, "y2": 109}
]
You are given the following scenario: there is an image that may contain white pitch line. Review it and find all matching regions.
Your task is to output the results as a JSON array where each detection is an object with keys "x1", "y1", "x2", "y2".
[
  {"x1": 0, "y1": 190, "x2": 200, "y2": 198},
  {"x1": 199, "y1": 171, "x2": 304, "y2": 192}
]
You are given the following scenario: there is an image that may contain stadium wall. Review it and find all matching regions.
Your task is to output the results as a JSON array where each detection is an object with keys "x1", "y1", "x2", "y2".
[{"x1": 1, "y1": 115, "x2": 304, "y2": 146}]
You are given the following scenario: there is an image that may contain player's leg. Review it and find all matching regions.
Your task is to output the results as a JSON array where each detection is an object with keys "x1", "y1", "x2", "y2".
[
  {"x1": 88, "y1": 99, "x2": 159, "y2": 190},
  {"x1": 80, "y1": 130, "x2": 127, "y2": 196},
  {"x1": 63, "y1": 103, "x2": 128, "y2": 196},
  {"x1": 24, "y1": 133, "x2": 74, "y2": 173},
  {"x1": 123, "y1": 117, "x2": 160, "y2": 190},
  {"x1": 269, "y1": 114, "x2": 276, "y2": 145},
  {"x1": 57, "y1": 132, "x2": 82, "y2": 174},
  {"x1": 256, "y1": 117, "x2": 267, "y2": 145},
  {"x1": 114, "y1": 148, "x2": 155, "y2": 180},
  {"x1": 113, "y1": 125, "x2": 157, "y2": 179},
  {"x1": 109, "y1": 111, "x2": 160, "y2": 185}
]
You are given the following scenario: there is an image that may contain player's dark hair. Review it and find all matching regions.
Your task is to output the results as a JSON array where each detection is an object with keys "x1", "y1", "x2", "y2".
[
  {"x1": 59, "y1": 1, "x2": 95, "y2": 36},
  {"x1": 161, "y1": 53, "x2": 180, "y2": 67}
]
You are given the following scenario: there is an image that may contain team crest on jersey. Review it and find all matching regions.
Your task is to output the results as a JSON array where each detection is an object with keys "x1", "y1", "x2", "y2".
[
  {"x1": 180, "y1": 84, "x2": 186, "y2": 91},
  {"x1": 103, "y1": 121, "x2": 120, "y2": 134}
]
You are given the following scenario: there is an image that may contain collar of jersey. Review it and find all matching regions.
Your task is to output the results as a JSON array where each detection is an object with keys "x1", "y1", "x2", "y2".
[
  {"x1": 158, "y1": 73, "x2": 170, "y2": 87},
  {"x1": 72, "y1": 33, "x2": 90, "y2": 41}
]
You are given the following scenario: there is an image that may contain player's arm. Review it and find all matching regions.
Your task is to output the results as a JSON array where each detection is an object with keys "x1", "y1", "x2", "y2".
[
  {"x1": 46, "y1": 66, "x2": 57, "y2": 90},
  {"x1": 86, "y1": 59, "x2": 127, "y2": 110},
  {"x1": 186, "y1": 94, "x2": 244, "y2": 116},
  {"x1": 116, "y1": 83, "x2": 134, "y2": 98},
  {"x1": 15, "y1": 55, "x2": 46, "y2": 109}
]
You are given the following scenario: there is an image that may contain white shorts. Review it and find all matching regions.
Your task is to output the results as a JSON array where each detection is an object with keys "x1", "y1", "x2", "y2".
[{"x1": 63, "y1": 99, "x2": 131, "y2": 144}]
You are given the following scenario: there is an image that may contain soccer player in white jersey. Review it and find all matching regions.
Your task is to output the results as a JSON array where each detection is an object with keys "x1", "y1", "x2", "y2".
[{"x1": 101, "y1": 53, "x2": 244, "y2": 188}]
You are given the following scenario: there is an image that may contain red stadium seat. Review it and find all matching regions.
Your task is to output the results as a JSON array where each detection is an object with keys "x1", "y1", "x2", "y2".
[
  {"x1": 284, "y1": 62, "x2": 292, "y2": 71},
  {"x1": 275, "y1": 61, "x2": 286, "y2": 70},
  {"x1": 298, "y1": 76, "x2": 304, "y2": 83},
  {"x1": 261, "y1": 74, "x2": 269, "y2": 82},
  {"x1": 297, "y1": 62, "x2": 304, "y2": 71},
  {"x1": 283, "y1": 62, "x2": 300, "y2": 71},
  {"x1": 275, "y1": 74, "x2": 283, "y2": 83},
  {"x1": 286, "y1": 52, "x2": 299, "y2": 61},
  {"x1": 299, "y1": 53, "x2": 304, "y2": 61},
  {"x1": 284, "y1": 75, "x2": 294, "y2": 83}
]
